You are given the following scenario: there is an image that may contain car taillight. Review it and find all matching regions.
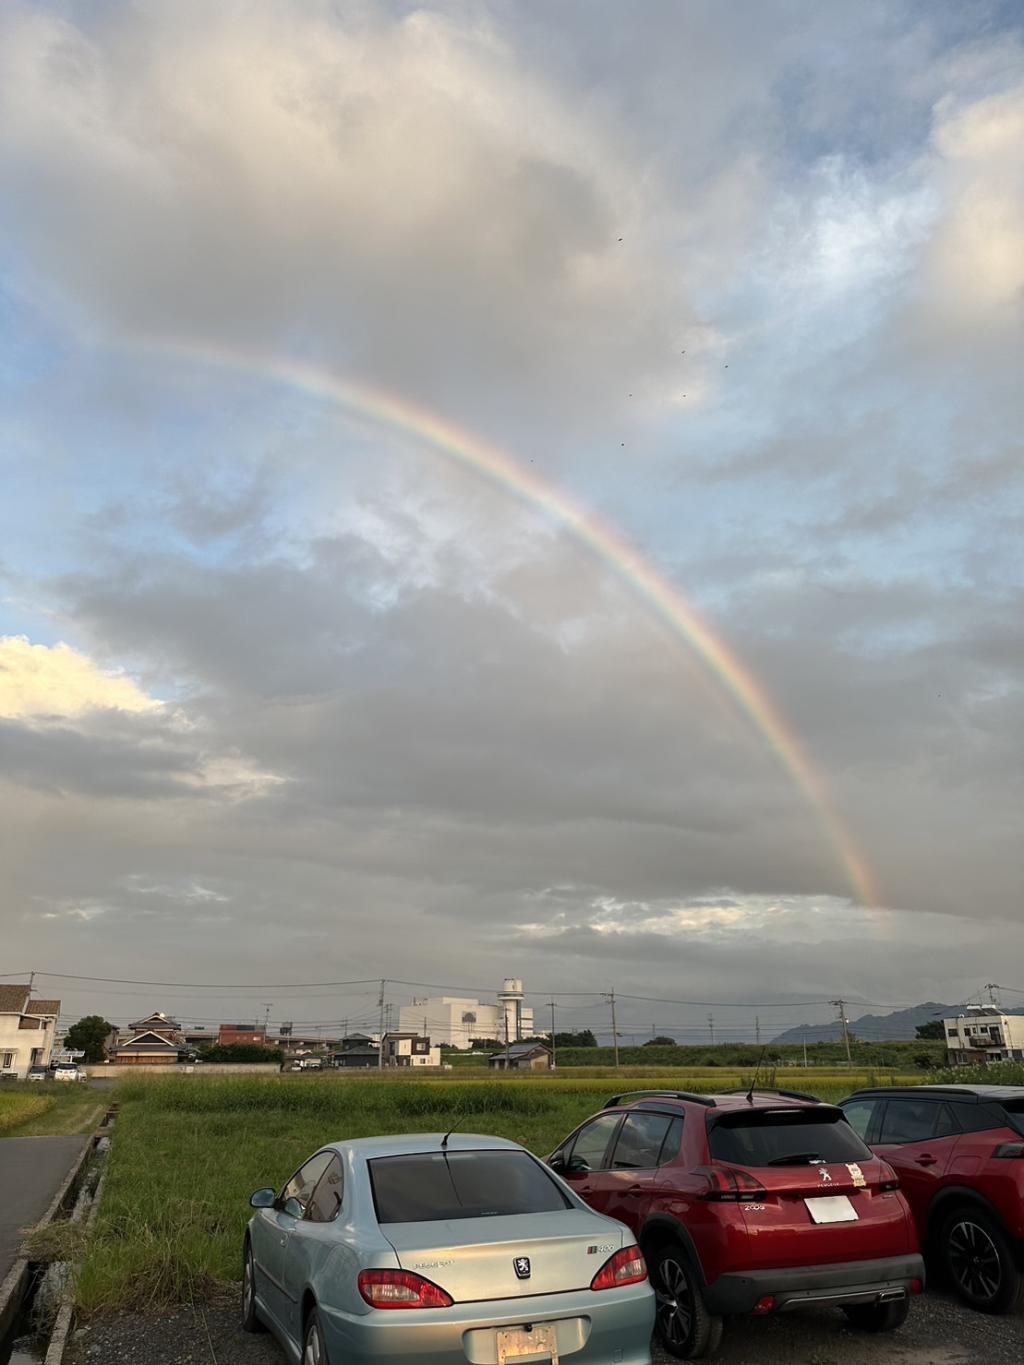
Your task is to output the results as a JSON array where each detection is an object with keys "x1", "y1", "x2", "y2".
[
  {"x1": 591, "y1": 1245, "x2": 647, "y2": 1290},
  {"x1": 694, "y1": 1165, "x2": 767, "y2": 1202},
  {"x1": 878, "y1": 1160, "x2": 900, "y2": 1191},
  {"x1": 993, "y1": 1142, "x2": 1024, "y2": 1158},
  {"x1": 357, "y1": 1269, "x2": 454, "y2": 1309}
]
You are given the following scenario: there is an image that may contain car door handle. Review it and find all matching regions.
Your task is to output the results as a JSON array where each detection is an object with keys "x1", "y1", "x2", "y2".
[
  {"x1": 915, "y1": 1154, "x2": 937, "y2": 1166},
  {"x1": 625, "y1": 1185, "x2": 646, "y2": 1196}
]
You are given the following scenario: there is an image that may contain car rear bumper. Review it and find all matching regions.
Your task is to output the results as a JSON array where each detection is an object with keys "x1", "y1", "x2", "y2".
[
  {"x1": 321, "y1": 1282, "x2": 655, "y2": 1365},
  {"x1": 704, "y1": 1254, "x2": 925, "y2": 1315}
]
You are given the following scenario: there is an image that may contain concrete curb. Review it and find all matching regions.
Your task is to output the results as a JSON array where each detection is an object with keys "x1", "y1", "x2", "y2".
[
  {"x1": 42, "y1": 1121, "x2": 113, "y2": 1365},
  {"x1": 0, "y1": 1134, "x2": 93, "y2": 1340},
  {"x1": 42, "y1": 1168, "x2": 107, "y2": 1365}
]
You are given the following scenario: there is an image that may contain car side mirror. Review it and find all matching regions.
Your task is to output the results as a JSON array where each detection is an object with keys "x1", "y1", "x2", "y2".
[
  {"x1": 249, "y1": 1187, "x2": 276, "y2": 1209},
  {"x1": 548, "y1": 1154, "x2": 566, "y2": 1173},
  {"x1": 281, "y1": 1196, "x2": 304, "y2": 1220},
  {"x1": 565, "y1": 1156, "x2": 591, "y2": 1176}
]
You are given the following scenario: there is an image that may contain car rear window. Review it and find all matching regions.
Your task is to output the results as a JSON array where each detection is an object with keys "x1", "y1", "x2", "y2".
[
  {"x1": 370, "y1": 1150, "x2": 571, "y2": 1223},
  {"x1": 709, "y1": 1108, "x2": 873, "y2": 1166}
]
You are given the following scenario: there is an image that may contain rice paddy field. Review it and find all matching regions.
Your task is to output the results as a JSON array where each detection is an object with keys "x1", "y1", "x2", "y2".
[
  {"x1": 77, "y1": 1066, "x2": 921, "y2": 1313},
  {"x1": 0, "y1": 1089, "x2": 53, "y2": 1133}
]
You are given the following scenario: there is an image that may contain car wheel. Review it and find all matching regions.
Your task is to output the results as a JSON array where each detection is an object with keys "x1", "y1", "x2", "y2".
[
  {"x1": 241, "y1": 1241, "x2": 266, "y2": 1333},
  {"x1": 304, "y1": 1307, "x2": 330, "y2": 1365},
  {"x1": 939, "y1": 1206, "x2": 1024, "y2": 1314},
  {"x1": 842, "y1": 1297, "x2": 909, "y2": 1332},
  {"x1": 651, "y1": 1244, "x2": 723, "y2": 1360}
]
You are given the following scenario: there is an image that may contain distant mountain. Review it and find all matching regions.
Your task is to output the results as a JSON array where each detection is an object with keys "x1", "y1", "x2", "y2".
[{"x1": 772, "y1": 1002, "x2": 955, "y2": 1045}]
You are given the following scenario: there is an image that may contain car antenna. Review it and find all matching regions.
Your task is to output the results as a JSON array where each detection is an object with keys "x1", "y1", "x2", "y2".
[
  {"x1": 746, "y1": 1045, "x2": 769, "y2": 1104},
  {"x1": 440, "y1": 1125, "x2": 457, "y2": 1148}
]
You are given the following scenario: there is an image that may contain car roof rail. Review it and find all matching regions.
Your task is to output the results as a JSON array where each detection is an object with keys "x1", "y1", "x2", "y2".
[
  {"x1": 718, "y1": 1087, "x2": 821, "y2": 1103},
  {"x1": 603, "y1": 1089, "x2": 716, "y2": 1109}
]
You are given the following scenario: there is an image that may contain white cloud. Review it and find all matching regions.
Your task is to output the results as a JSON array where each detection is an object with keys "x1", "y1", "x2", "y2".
[{"x1": 0, "y1": 635, "x2": 159, "y2": 719}]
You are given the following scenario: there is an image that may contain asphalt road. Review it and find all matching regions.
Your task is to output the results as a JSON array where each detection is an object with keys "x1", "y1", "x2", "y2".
[
  {"x1": 66, "y1": 1286, "x2": 1024, "y2": 1365},
  {"x1": 0, "y1": 1135, "x2": 87, "y2": 1281}
]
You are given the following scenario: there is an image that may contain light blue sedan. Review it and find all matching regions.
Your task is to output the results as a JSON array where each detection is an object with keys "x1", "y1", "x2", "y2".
[{"x1": 243, "y1": 1132, "x2": 655, "y2": 1365}]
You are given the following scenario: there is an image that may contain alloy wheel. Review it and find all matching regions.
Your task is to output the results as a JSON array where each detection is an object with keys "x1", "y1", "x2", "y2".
[
  {"x1": 655, "y1": 1256, "x2": 694, "y2": 1349},
  {"x1": 304, "y1": 1321, "x2": 323, "y2": 1365},
  {"x1": 947, "y1": 1219, "x2": 1002, "y2": 1302}
]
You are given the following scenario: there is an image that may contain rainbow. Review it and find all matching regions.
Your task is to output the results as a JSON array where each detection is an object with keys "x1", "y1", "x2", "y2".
[{"x1": 147, "y1": 339, "x2": 879, "y2": 910}]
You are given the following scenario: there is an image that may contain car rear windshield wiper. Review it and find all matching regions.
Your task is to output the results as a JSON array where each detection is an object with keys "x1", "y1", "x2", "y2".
[{"x1": 766, "y1": 1152, "x2": 824, "y2": 1166}]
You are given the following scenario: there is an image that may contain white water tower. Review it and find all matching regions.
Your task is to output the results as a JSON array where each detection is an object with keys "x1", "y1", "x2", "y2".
[{"x1": 498, "y1": 978, "x2": 525, "y2": 1042}]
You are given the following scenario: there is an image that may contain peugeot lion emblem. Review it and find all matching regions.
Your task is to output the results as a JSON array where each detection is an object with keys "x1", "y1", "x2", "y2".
[
  {"x1": 513, "y1": 1256, "x2": 531, "y2": 1280},
  {"x1": 818, "y1": 1166, "x2": 833, "y2": 1184}
]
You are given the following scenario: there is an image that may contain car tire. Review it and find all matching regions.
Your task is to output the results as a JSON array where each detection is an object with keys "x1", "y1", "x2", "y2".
[
  {"x1": 650, "y1": 1244, "x2": 723, "y2": 1360},
  {"x1": 842, "y1": 1297, "x2": 909, "y2": 1332},
  {"x1": 939, "y1": 1206, "x2": 1024, "y2": 1315},
  {"x1": 304, "y1": 1307, "x2": 330, "y2": 1365},
  {"x1": 241, "y1": 1241, "x2": 266, "y2": 1334}
]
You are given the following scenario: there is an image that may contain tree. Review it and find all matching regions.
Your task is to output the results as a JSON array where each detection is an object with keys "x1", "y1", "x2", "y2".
[
  {"x1": 643, "y1": 1036, "x2": 677, "y2": 1047},
  {"x1": 914, "y1": 1020, "x2": 946, "y2": 1041},
  {"x1": 551, "y1": 1029, "x2": 596, "y2": 1048},
  {"x1": 63, "y1": 1015, "x2": 113, "y2": 1063},
  {"x1": 914, "y1": 1053, "x2": 934, "y2": 1070}
]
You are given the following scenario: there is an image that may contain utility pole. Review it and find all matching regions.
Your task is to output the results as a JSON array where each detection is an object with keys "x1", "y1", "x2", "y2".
[
  {"x1": 707, "y1": 1013, "x2": 715, "y2": 1046},
  {"x1": 608, "y1": 992, "x2": 620, "y2": 1068},
  {"x1": 831, "y1": 999, "x2": 853, "y2": 1068},
  {"x1": 377, "y1": 980, "x2": 385, "y2": 1070},
  {"x1": 503, "y1": 1006, "x2": 511, "y2": 1072},
  {"x1": 262, "y1": 1003, "x2": 272, "y2": 1037},
  {"x1": 802, "y1": 1028, "x2": 808, "y2": 1069},
  {"x1": 755, "y1": 1016, "x2": 761, "y2": 1045},
  {"x1": 986, "y1": 983, "x2": 1002, "y2": 1009},
  {"x1": 548, "y1": 1001, "x2": 557, "y2": 1071},
  {"x1": 28, "y1": 971, "x2": 35, "y2": 998}
]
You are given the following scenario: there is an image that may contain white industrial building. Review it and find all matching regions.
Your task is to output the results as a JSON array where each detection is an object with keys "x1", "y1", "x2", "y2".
[
  {"x1": 944, "y1": 1007, "x2": 1024, "y2": 1065},
  {"x1": 398, "y1": 978, "x2": 535, "y2": 1049}
]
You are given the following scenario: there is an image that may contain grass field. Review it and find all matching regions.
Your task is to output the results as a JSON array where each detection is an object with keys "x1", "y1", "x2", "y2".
[
  {"x1": 0, "y1": 1090, "x2": 53, "y2": 1133},
  {"x1": 0, "y1": 1082, "x2": 106, "y2": 1135},
  {"x1": 78, "y1": 1066, "x2": 917, "y2": 1313}
]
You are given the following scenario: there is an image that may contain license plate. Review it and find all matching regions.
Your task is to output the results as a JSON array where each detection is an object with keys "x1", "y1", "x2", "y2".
[
  {"x1": 805, "y1": 1194, "x2": 858, "y2": 1224},
  {"x1": 495, "y1": 1324, "x2": 559, "y2": 1365}
]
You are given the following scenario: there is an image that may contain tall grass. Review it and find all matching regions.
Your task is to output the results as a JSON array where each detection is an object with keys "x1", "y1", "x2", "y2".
[{"x1": 0, "y1": 1091, "x2": 53, "y2": 1132}]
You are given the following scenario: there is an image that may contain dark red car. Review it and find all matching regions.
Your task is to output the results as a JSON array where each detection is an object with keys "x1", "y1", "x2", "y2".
[
  {"x1": 840, "y1": 1084, "x2": 1024, "y2": 1313},
  {"x1": 548, "y1": 1089, "x2": 923, "y2": 1359}
]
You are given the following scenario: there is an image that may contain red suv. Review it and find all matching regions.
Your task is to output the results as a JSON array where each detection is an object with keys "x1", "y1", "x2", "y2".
[
  {"x1": 840, "y1": 1084, "x2": 1024, "y2": 1314},
  {"x1": 548, "y1": 1089, "x2": 923, "y2": 1359}
]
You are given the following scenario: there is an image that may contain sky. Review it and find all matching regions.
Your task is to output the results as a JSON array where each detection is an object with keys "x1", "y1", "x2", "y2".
[{"x1": 1, "y1": 0, "x2": 1022, "y2": 1042}]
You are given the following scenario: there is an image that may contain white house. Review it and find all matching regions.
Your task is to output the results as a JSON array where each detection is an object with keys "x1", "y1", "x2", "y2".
[
  {"x1": 381, "y1": 1033, "x2": 442, "y2": 1068},
  {"x1": 944, "y1": 1007, "x2": 1024, "y2": 1065},
  {"x1": 0, "y1": 985, "x2": 62, "y2": 1078},
  {"x1": 398, "y1": 978, "x2": 535, "y2": 1048}
]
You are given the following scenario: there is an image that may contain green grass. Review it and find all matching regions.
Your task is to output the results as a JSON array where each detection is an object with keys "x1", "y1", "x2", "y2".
[{"x1": 75, "y1": 1066, "x2": 932, "y2": 1314}]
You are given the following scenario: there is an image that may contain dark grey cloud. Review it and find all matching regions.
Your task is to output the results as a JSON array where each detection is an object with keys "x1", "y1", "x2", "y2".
[{"x1": 1, "y1": 1, "x2": 1023, "y2": 1031}]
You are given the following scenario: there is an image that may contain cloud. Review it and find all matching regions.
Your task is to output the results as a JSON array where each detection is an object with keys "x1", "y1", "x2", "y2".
[
  {"x1": 0, "y1": 1, "x2": 690, "y2": 439},
  {"x1": 1, "y1": 3, "x2": 1024, "y2": 1031},
  {"x1": 0, "y1": 634, "x2": 159, "y2": 718}
]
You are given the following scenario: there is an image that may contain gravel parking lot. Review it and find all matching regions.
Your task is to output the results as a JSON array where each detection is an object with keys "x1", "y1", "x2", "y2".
[{"x1": 65, "y1": 1285, "x2": 1024, "y2": 1365}]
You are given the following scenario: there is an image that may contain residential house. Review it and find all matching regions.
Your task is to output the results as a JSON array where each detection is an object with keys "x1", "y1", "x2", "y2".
[
  {"x1": 0, "y1": 987, "x2": 61, "y2": 1078},
  {"x1": 332, "y1": 1045, "x2": 380, "y2": 1069},
  {"x1": 381, "y1": 1032, "x2": 441, "y2": 1068},
  {"x1": 114, "y1": 1031, "x2": 182, "y2": 1065},
  {"x1": 944, "y1": 1008, "x2": 1024, "y2": 1065},
  {"x1": 488, "y1": 1042, "x2": 553, "y2": 1072},
  {"x1": 128, "y1": 1011, "x2": 181, "y2": 1040}
]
